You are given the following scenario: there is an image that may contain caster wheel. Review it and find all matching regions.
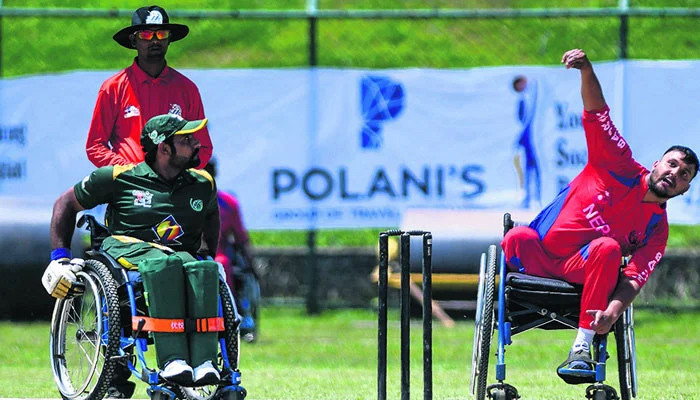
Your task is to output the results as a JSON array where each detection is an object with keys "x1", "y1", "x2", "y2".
[
  {"x1": 492, "y1": 389, "x2": 507, "y2": 400},
  {"x1": 147, "y1": 385, "x2": 177, "y2": 400},
  {"x1": 218, "y1": 386, "x2": 247, "y2": 400},
  {"x1": 487, "y1": 383, "x2": 520, "y2": 400},
  {"x1": 586, "y1": 384, "x2": 619, "y2": 400},
  {"x1": 151, "y1": 393, "x2": 172, "y2": 400}
]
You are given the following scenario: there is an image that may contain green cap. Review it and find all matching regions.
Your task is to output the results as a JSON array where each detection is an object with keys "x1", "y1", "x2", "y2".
[{"x1": 140, "y1": 114, "x2": 208, "y2": 154}]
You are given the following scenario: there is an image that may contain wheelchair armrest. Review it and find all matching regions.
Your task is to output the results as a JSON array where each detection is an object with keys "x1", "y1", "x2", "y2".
[{"x1": 77, "y1": 214, "x2": 111, "y2": 249}]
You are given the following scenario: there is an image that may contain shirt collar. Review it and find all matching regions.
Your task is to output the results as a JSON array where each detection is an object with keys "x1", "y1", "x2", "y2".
[
  {"x1": 136, "y1": 162, "x2": 197, "y2": 187},
  {"x1": 129, "y1": 58, "x2": 172, "y2": 85},
  {"x1": 135, "y1": 162, "x2": 160, "y2": 178}
]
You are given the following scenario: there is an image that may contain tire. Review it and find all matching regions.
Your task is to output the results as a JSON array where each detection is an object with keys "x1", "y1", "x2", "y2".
[
  {"x1": 594, "y1": 390, "x2": 608, "y2": 400},
  {"x1": 175, "y1": 279, "x2": 241, "y2": 400},
  {"x1": 470, "y1": 245, "x2": 498, "y2": 400},
  {"x1": 50, "y1": 259, "x2": 121, "y2": 400},
  {"x1": 615, "y1": 306, "x2": 637, "y2": 400}
]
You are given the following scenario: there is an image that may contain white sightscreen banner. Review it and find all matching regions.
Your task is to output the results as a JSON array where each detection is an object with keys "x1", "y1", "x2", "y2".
[{"x1": 1, "y1": 61, "x2": 698, "y2": 228}]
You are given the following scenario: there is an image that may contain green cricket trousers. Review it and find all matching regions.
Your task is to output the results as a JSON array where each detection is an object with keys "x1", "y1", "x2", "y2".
[{"x1": 102, "y1": 235, "x2": 219, "y2": 369}]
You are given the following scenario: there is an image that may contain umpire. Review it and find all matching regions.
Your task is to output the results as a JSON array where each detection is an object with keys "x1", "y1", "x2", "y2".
[{"x1": 43, "y1": 114, "x2": 222, "y2": 388}]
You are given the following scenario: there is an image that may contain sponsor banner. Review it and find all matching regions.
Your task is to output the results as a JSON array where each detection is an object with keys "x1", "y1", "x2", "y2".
[{"x1": 1, "y1": 62, "x2": 698, "y2": 228}]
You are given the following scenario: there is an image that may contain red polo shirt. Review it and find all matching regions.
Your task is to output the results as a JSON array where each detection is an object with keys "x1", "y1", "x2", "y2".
[
  {"x1": 85, "y1": 59, "x2": 212, "y2": 168},
  {"x1": 529, "y1": 107, "x2": 668, "y2": 288}
]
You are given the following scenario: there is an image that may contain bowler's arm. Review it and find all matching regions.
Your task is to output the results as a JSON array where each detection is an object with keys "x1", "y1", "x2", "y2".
[
  {"x1": 586, "y1": 275, "x2": 640, "y2": 334},
  {"x1": 562, "y1": 48, "x2": 607, "y2": 111}
]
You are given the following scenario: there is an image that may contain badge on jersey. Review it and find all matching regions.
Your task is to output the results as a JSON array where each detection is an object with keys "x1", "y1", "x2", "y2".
[
  {"x1": 168, "y1": 103, "x2": 183, "y2": 116},
  {"x1": 133, "y1": 190, "x2": 153, "y2": 208},
  {"x1": 124, "y1": 105, "x2": 140, "y2": 119},
  {"x1": 152, "y1": 215, "x2": 184, "y2": 245}
]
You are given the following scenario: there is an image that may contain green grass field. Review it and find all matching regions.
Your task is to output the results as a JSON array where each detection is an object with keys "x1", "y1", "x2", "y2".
[{"x1": 1, "y1": 306, "x2": 698, "y2": 399}]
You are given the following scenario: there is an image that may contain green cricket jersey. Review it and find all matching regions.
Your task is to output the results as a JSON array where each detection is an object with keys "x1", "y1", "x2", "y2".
[{"x1": 74, "y1": 162, "x2": 217, "y2": 255}]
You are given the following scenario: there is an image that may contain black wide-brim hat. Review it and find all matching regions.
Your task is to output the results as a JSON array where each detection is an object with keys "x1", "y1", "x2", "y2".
[{"x1": 113, "y1": 5, "x2": 189, "y2": 49}]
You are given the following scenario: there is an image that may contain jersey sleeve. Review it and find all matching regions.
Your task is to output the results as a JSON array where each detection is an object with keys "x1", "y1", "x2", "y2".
[
  {"x1": 205, "y1": 178, "x2": 218, "y2": 218},
  {"x1": 583, "y1": 107, "x2": 633, "y2": 171},
  {"x1": 85, "y1": 85, "x2": 131, "y2": 167},
  {"x1": 219, "y1": 191, "x2": 250, "y2": 245},
  {"x1": 73, "y1": 166, "x2": 116, "y2": 209},
  {"x1": 622, "y1": 221, "x2": 668, "y2": 289}
]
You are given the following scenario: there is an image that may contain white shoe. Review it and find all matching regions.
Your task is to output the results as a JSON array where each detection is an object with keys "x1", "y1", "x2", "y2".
[
  {"x1": 193, "y1": 360, "x2": 220, "y2": 385},
  {"x1": 161, "y1": 359, "x2": 193, "y2": 385}
]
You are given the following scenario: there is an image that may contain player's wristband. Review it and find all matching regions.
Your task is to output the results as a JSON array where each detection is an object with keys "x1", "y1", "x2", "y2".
[{"x1": 51, "y1": 248, "x2": 71, "y2": 261}]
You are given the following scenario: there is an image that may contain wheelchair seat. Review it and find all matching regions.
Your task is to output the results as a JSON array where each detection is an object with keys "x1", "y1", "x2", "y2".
[
  {"x1": 506, "y1": 272, "x2": 581, "y2": 293},
  {"x1": 505, "y1": 272, "x2": 582, "y2": 334}
]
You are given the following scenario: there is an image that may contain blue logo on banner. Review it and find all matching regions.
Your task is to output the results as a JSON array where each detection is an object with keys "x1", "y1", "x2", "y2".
[
  {"x1": 512, "y1": 75, "x2": 541, "y2": 209},
  {"x1": 360, "y1": 75, "x2": 405, "y2": 149}
]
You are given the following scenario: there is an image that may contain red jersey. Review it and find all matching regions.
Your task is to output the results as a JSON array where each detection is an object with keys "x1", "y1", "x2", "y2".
[
  {"x1": 217, "y1": 190, "x2": 250, "y2": 257},
  {"x1": 85, "y1": 59, "x2": 212, "y2": 168},
  {"x1": 529, "y1": 106, "x2": 668, "y2": 288}
]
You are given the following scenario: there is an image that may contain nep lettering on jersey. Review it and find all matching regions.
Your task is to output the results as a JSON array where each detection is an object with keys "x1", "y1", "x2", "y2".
[{"x1": 582, "y1": 202, "x2": 610, "y2": 234}]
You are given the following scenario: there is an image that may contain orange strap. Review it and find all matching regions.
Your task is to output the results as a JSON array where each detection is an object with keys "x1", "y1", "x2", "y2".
[{"x1": 132, "y1": 316, "x2": 225, "y2": 333}]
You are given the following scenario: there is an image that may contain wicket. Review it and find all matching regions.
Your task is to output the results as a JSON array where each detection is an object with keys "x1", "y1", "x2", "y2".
[{"x1": 378, "y1": 230, "x2": 433, "y2": 400}]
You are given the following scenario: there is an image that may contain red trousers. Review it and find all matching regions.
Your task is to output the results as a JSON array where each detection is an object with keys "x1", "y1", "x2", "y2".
[{"x1": 501, "y1": 226, "x2": 621, "y2": 329}]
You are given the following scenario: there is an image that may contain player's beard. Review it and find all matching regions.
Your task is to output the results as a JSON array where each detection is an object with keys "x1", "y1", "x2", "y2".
[
  {"x1": 648, "y1": 172, "x2": 676, "y2": 200},
  {"x1": 186, "y1": 150, "x2": 201, "y2": 169},
  {"x1": 169, "y1": 148, "x2": 200, "y2": 170}
]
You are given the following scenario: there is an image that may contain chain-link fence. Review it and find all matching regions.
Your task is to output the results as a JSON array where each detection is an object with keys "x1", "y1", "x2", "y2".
[{"x1": 1, "y1": 2, "x2": 699, "y2": 77}]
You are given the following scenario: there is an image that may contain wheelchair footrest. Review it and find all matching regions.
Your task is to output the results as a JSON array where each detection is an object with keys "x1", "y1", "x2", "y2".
[
  {"x1": 557, "y1": 348, "x2": 598, "y2": 385},
  {"x1": 557, "y1": 367, "x2": 597, "y2": 385}
]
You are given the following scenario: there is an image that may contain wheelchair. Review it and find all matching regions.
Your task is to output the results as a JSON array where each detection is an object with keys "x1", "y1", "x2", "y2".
[
  {"x1": 49, "y1": 215, "x2": 247, "y2": 400},
  {"x1": 470, "y1": 214, "x2": 637, "y2": 400},
  {"x1": 218, "y1": 245, "x2": 260, "y2": 343}
]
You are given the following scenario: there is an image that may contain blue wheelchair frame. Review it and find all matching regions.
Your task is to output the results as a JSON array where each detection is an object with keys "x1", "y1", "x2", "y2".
[
  {"x1": 50, "y1": 214, "x2": 247, "y2": 400},
  {"x1": 116, "y1": 261, "x2": 243, "y2": 398},
  {"x1": 470, "y1": 213, "x2": 637, "y2": 400}
]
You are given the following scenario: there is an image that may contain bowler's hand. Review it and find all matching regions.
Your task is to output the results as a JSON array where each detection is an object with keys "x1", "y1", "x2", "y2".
[
  {"x1": 586, "y1": 309, "x2": 616, "y2": 334},
  {"x1": 562, "y1": 48, "x2": 592, "y2": 71}
]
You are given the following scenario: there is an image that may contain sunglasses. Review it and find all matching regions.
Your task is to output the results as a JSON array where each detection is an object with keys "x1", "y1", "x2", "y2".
[{"x1": 134, "y1": 29, "x2": 171, "y2": 41}]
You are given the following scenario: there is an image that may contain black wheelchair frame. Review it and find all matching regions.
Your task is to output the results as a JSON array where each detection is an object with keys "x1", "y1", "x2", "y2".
[
  {"x1": 49, "y1": 215, "x2": 247, "y2": 400},
  {"x1": 469, "y1": 213, "x2": 637, "y2": 400}
]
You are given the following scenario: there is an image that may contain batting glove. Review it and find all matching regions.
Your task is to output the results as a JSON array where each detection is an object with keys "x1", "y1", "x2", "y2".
[{"x1": 42, "y1": 250, "x2": 86, "y2": 299}]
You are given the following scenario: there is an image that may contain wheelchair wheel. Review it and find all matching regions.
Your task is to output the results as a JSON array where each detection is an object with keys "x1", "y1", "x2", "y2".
[
  {"x1": 470, "y1": 244, "x2": 498, "y2": 400},
  {"x1": 615, "y1": 305, "x2": 637, "y2": 400},
  {"x1": 175, "y1": 279, "x2": 241, "y2": 400},
  {"x1": 50, "y1": 259, "x2": 121, "y2": 400}
]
